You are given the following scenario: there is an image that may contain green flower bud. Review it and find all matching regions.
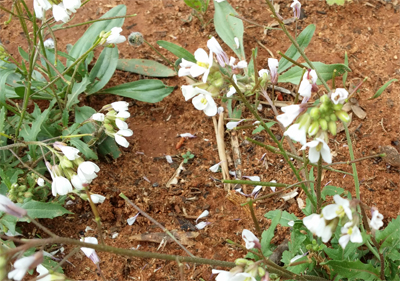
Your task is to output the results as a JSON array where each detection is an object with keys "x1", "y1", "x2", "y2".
[
  {"x1": 258, "y1": 266, "x2": 266, "y2": 277},
  {"x1": 213, "y1": 71, "x2": 222, "y2": 80},
  {"x1": 306, "y1": 244, "x2": 312, "y2": 250},
  {"x1": 298, "y1": 113, "x2": 311, "y2": 129},
  {"x1": 11, "y1": 183, "x2": 18, "y2": 189},
  {"x1": 310, "y1": 108, "x2": 320, "y2": 120},
  {"x1": 330, "y1": 113, "x2": 337, "y2": 122},
  {"x1": 312, "y1": 239, "x2": 317, "y2": 245},
  {"x1": 18, "y1": 185, "x2": 27, "y2": 192},
  {"x1": 235, "y1": 258, "x2": 249, "y2": 266},
  {"x1": 212, "y1": 78, "x2": 224, "y2": 88},
  {"x1": 73, "y1": 156, "x2": 84, "y2": 167},
  {"x1": 24, "y1": 192, "x2": 33, "y2": 198},
  {"x1": 336, "y1": 110, "x2": 350, "y2": 123},
  {"x1": 194, "y1": 82, "x2": 208, "y2": 90},
  {"x1": 320, "y1": 94, "x2": 330, "y2": 104},
  {"x1": 319, "y1": 119, "x2": 328, "y2": 131},
  {"x1": 128, "y1": 32, "x2": 144, "y2": 47},
  {"x1": 18, "y1": 192, "x2": 24, "y2": 197},
  {"x1": 308, "y1": 121, "x2": 320, "y2": 136},
  {"x1": 319, "y1": 103, "x2": 330, "y2": 113},
  {"x1": 79, "y1": 193, "x2": 89, "y2": 201},
  {"x1": 104, "y1": 123, "x2": 115, "y2": 132},
  {"x1": 60, "y1": 156, "x2": 73, "y2": 169},
  {"x1": 328, "y1": 121, "x2": 337, "y2": 136},
  {"x1": 312, "y1": 245, "x2": 319, "y2": 251},
  {"x1": 333, "y1": 103, "x2": 344, "y2": 111},
  {"x1": 206, "y1": 85, "x2": 220, "y2": 97}
]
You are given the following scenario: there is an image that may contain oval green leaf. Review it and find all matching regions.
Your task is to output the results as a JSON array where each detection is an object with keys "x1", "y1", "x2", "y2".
[{"x1": 117, "y1": 59, "x2": 176, "y2": 77}]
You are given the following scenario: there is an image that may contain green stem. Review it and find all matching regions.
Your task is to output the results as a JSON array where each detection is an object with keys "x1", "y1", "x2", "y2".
[
  {"x1": 143, "y1": 39, "x2": 176, "y2": 71},
  {"x1": 52, "y1": 15, "x2": 137, "y2": 32},
  {"x1": 246, "y1": 199, "x2": 262, "y2": 237},
  {"x1": 327, "y1": 153, "x2": 385, "y2": 166},
  {"x1": 316, "y1": 157, "x2": 322, "y2": 213},
  {"x1": 343, "y1": 122, "x2": 360, "y2": 199},
  {"x1": 86, "y1": 188, "x2": 105, "y2": 245},
  {"x1": 4, "y1": 237, "x2": 235, "y2": 268},
  {"x1": 264, "y1": 0, "x2": 331, "y2": 92}
]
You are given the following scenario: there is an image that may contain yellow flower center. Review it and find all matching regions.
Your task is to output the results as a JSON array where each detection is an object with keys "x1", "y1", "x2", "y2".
[
  {"x1": 197, "y1": 61, "x2": 209, "y2": 68},
  {"x1": 335, "y1": 205, "x2": 345, "y2": 218},
  {"x1": 316, "y1": 143, "x2": 323, "y2": 152},
  {"x1": 200, "y1": 97, "x2": 208, "y2": 105},
  {"x1": 347, "y1": 227, "x2": 353, "y2": 235}
]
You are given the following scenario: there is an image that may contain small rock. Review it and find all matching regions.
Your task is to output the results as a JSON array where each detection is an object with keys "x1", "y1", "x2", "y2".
[
  {"x1": 379, "y1": 146, "x2": 400, "y2": 167},
  {"x1": 152, "y1": 182, "x2": 159, "y2": 187}
]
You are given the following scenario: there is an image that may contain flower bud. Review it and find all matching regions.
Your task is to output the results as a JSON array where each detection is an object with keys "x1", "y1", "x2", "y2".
[
  {"x1": 24, "y1": 192, "x2": 33, "y2": 198},
  {"x1": 310, "y1": 108, "x2": 320, "y2": 120},
  {"x1": 229, "y1": 266, "x2": 244, "y2": 275},
  {"x1": 336, "y1": 110, "x2": 350, "y2": 123},
  {"x1": 308, "y1": 121, "x2": 320, "y2": 136},
  {"x1": 319, "y1": 103, "x2": 330, "y2": 113},
  {"x1": 258, "y1": 266, "x2": 266, "y2": 277},
  {"x1": 235, "y1": 258, "x2": 250, "y2": 266},
  {"x1": 330, "y1": 113, "x2": 337, "y2": 122},
  {"x1": 212, "y1": 78, "x2": 224, "y2": 88},
  {"x1": 128, "y1": 32, "x2": 144, "y2": 47},
  {"x1": 206, "y1": 85, "x2": 220, "y2": 97},
  {"x1": 298, "y1": 113, "x2": 311, "y2": 129},
  {"x1": 328, "y1": 121, "x2": 337, "y2": 136},
  {"x1": 319, "y1": 119, "x2": 328, "y2": 131},
  {"x1": 60, "y1": 156, "x2": 73, "y2": 169},
  {"x1": 104, "y1": 123, "x2": 115, "y2": 132},
  {"x1": 320, "y1": 94, "x2": 330, "y2": 104},
  {"x1": 333, "y1": 103, "x2": 344, "y2": 111},
  {"x1": 73, "y1": 156, "x2": 85, "y2": 167}
]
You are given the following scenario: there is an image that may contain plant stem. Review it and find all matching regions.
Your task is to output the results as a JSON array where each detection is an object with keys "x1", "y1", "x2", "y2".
[
  {"x1": 120, "y1": 193, "x2": 195, "y2": 257},
  {"x1": 327, "y1": 153, "x2": 385, "y2": 166},
  {"x1": 27, "y1": 216, "x2": 58, "y2": 238},
  {"x1": 343, "y1": 122, "x2": 360, "y2": 200},
  {"x1": 316, "y1": 157, "x2": 322, "y2": 213},
  {"x1": 246, "y1": 199, "x2": 262, "y2": 237},
  {"x1": 263, "y1": 0, "x2": 331, "y2": 92},
  {"x1": 85, "y1": 188, "x2": 105, "y2": 245},
  {"x1": 250, "y1": 180, "x2": 312, "y2": 203},
  {"x1": 223, "y1": 180, "x2": 289, "y2": 188},
  {"x1": 3, "y1": 237, "x2": 235, "y2": 268},
  {"x1": 278, "y1": 51, "x2": 306, "y2": 69},
  {"x1": 52, "y1": 15, "x2": 137, "y2": 31}
]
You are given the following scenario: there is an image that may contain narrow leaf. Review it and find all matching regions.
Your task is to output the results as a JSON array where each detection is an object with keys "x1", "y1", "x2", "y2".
[
  {"x1": 117, "y1": 59, "x2": 176, "y2": 77},
  {"x1": 66, "y1": 76, "x2": 91, "y2": 110},
  {"x1": 342, "y1": 51, "x2": 348, "y2": 87},
  {"x1": 368, "y1": 78, "x2": 397, "y2": 100},
  {"x1": 157, "y1": 40, "x2": 196, "y2": 63}
]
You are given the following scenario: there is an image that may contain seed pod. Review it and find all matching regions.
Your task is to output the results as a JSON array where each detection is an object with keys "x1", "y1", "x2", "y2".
[
  {"x1": 336, "y1": 110, "x2": 350, "y2": 123},
  {"x1": 128, "y1": 32, "x2": 144, "y2": 47},
  {"x1": 212, "y1": 78, "x2": 224, "y2": 88},
  {"x1": 329, "y1": 121, "x2": 337, "y2": 136},
  {"x1": 319, "y1": 103, "x2": 329, "y2": 113},
  {"x1": 333, "y1": 103, "x2": 344, "y2": 111},
  {"x1": 330, "y1": 113, "x2": 337, "y2": 122},
  {"x1": 320, "y1": 94, "x2": 329, "y2": 104}
]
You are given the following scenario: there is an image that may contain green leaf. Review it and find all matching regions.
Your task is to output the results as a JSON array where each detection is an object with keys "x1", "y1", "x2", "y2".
[
  {"x1": 327, "y1": 0, "x2": 346, "y2": 5},
  {"x1": 252, "y1": 121, "x2": 276, "y2": 134},
  {"x1": 100, "y1": 79, "x2": 174, "y2": 103},
  {"x1": 278, "y1": 24, "x2": 316, "y2": 73},
  {"x1": 67, "y1": 5, "x2": 126, "y2": 66},
  {"x1": 213, "y1": 0, "x2": 245, "y2": 60},
  {"x1": 18, "y1": 47, "x2": 29, "y2": 62},
  {"x1": 184, "y1": 0, "x2": 207, "y2": 12},
  {"x1": 0, "y1": 214, "x2": 17, "y2": 234},
  {"x1": 321, "y1": 185, "x2": 345, "y2": 200},
  {"x1": 66, "y1": 76, "x2": 91, "y2": 110},
  {"x1": 368, "y1": 79, "x2": 397, "y2": 100},
  {"x1": 323, "y1": 260, "x2": 380, "y2": 280},
  {"x1": 261, "y1": 210, "x2": 281, "y2": 257},
  {"x1": 376, "y1": 216, "x2": 400, "y2": 254},
  {"x1": 69, "y1": 139, "x2": 98, "y2": 160},
  {"x1": 248, "y1": 48, "x2": 258, "y2": 77},
  {"x1": 278, "y1": 62, "x2": 351, "y2": 85},
  {"x1": 343, "y1": 51, "x2": 348, "y2": 87},
  {"x1": 157, "y1": 40, "x2": 196, "y2": 63},
  {"x1": 265, "y1": 210, "x2": 297, "y2": 227},
  {"x1": 86, "y1": 47, "x2": 119, "y2": 95},
  {"x1": 42, "y1": 257, "x2": 64, "y2": 274},
  {"x1": 18, "y1": 200, "x2": 72, "y2": 221},
  {"x1": 117, "y1": 59, "x2": 176, "y2": 78},
  {"x1": 0, "y1": 69, "x2": 16, "y2": 105}
]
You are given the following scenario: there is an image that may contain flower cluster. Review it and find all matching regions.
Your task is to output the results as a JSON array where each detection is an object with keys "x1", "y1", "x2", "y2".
[
  {"x1": 303, "y1": 195, "x2": 384, "y2": 249},
  {"x1": 92, "y1": 101, "x2": 133, "y2": 148},
  {"x1": 277, "y1": 73, "x2": 351, "y2": 164},
  {"x1": 34, "y1": 0, "x2": 81, "y2": 23}
]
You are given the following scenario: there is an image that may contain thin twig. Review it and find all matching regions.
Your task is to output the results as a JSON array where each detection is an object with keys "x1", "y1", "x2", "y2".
[{"x1": 119, "y1": 193, "x2": 195, "y2": 257}]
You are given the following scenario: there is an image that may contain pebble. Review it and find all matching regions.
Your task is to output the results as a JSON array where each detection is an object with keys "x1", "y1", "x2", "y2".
[{"x1": 152, "y1": 182, "x2": 159, "y2": 187}]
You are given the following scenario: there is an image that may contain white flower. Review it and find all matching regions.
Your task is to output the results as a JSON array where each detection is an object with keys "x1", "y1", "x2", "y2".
[
  {"x1": 229, "y1": 57, "x2": 247, "y2": 69},
  {"x1": 111, "y1": 101, "x2": 129, "y2": 112},
  {"x1": 115, "y1": 118, "x2": 128, "y2": 130},
  {"x1": 251, "y1": 185, "x2": 262, "y2": 196},
  {"x1": 299, "y1": 70, "x2": 318, "y2": 98},
  {"x1": 52, "y1": 176, "x2": 73, "y2": 196},
  {"x1": 268, "y1": 58, "x2": 279, "y2": 84},
  {"x1": 331, "y1": 88, "x2": 349, "y2": 105},
  {"x1": 127, "y1": 213, "x2": 140, "y2": 225},
  {"x1": 71, "y1": 174, "x2": 85, "y2": 190},
  {"x1": 165, "y1": 155, "x2": 173, "y2": 163},
  {"x1": 303, "y1": 213, "x2": 326, "y2": 236},
  {"x1": 116, "y1": 110, "x2": 130, "y2": 118},
  {"x1": 80, "y1": 237, "x2": 100, "y2": 264},
  {"x1": 192, "y1": 92, "x2": 218, "y2": 116},
  {"x1": 226, "y1": 119, "x2": 244, "y2": 130},
  {"x1": 242, "y1": 229, "x2": 260, "y2": 249},
  {"x1": 195, "y1": 221, "x2": 210, "y2": 230},
  {"x1": 77, "y1": 161, "x2": 100, "y2": 182},
  {"x1": 291, "y1": 0, "x2": 301, "y2": 19},
  {"x1": 284, "y1": 123, "x2": 307, "y2": 145},
  {"x1": 234, "y1": 37, "x2": 240, "y2": 49},
  {"x1": 258, "y1": 69, "x2": 269, "y2": 78},
  {"x1": 300, "y1": 138, "x2": 332, "y2": 164},
  {"x1": 322, "y1": 195, "x2": 353, "y2": 221},
  {"x1": 339, "y1": 222, "x2": 362, "y2": 249},
  {"x1": 370, "y1": 209, "x2": 384, "y2": 230},
  {"x1": 63, "y1": 0, "x2": 81, "y2": 13},
  {"x1": 0, "y1": 194, "x2": 27, "y2": 218},
  {"x1": 178, "y1": 49, "x2": 213, "y2": 83},
  {"x1": 37, "y1": 178, "x2": 45, "y2": 187},
  {"x1": 8, "y1": 255, "x2": 37, "y2": 281},
  {"x1": 214, "y1": 0, "x2": 225, "y2": 2},
  {"x1": 227, "y1": 74, "x2": 237, "y2": 97},
  {"x1": 115, "y1": 129, "x2": 133, "y2": 148},
  {"x1": 212, "y1": 270, "x2": 256, "y2": 281},
  {"x1": 288, "y1": 220, "x2": 295, "y2": 227},
  {"x1": 33, "y1": 0, "x2": 52, "y2": 19},
  {"x1": 242, "y1": 176, "x2": 260, "y2": 182},
  {"x1": 44, "y1": 38, "x2": 55, "y2": 49},
  {"x1": 276, "y1": 105, "x2": 302, "y2": 127},
  {"x1": 36, "y1": 264, "x2": 64, "y2": 281},
  {"x1": 52, "y1": 3, "x2": 70, "y2": 23},
  {"x1": 196, "y1": 210, "x2": 209, "y2": 223},
  {"x1": 106, "y1": 27, "x2": 126, "y2": 44},
  {"x1": 91, "y1": 113, "x2": 105, "y2": 121},
  {"x1": 59, "y1": 145, "x2": 80, "y2": 161},
  {"x1": 90, "y1": 194, "x2": 106, "y2": 204},
  {"x1": 209, "y1": 162, "x2": 222, "y2": 172},
  {"x1": 269, "y1": 180, "x2": 277, "y2": 192},
  {"x1": 207, "y1": 37, "x2": 229, "y2": 67}
]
